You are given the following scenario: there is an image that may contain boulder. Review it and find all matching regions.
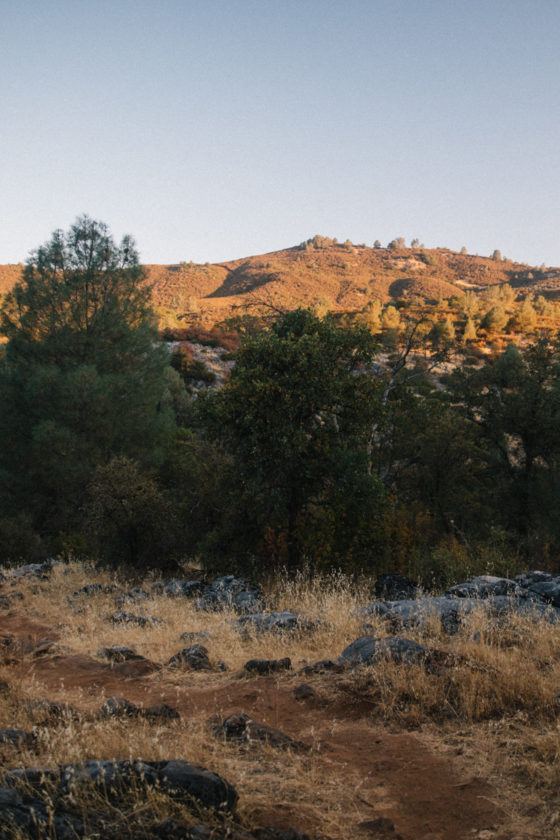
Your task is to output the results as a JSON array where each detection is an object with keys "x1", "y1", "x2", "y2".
[
  {"x1": 99, "y1": 697, "x2": 141, "y2": 718},
  {"x1": 98, "y1": 645, "x2": 145, "y2": 663},
  {"x1": 238, "y1": 611, "x2": 316, "y2": 634},
  {"x1": 374, "y1": 573, "x2": 420, "y2": 601},
  {"x1": 210, "y1": 713, "x2": 308, "y2": 751},
  {"x1": 153, "y1": 579, "x2": 205, "y2": 598},
  {"x1": 0, "y1": 728, "x2": 35, "y2": 749},
  {"x1": 196, "y1": 575, "x2": 262, "y2": 614},
  {"x1": 515, "y1": 570, "x2": 555, "y2": 588},
  {"x1": 110, "y1": 611, "x2": 161, "y2": 627},
  {"x1": 339, "y1": 636, "x2": 430, "y2": 667},
  {"x1": 445, "y1": 575, "x2": 528, "y2": 599},
  {"x1": 179, "y1": 630, "x2": 211, "y2": 644},
  {"x1": 115, "y1": 587, "x2": 150, "y2": 607},
  {"x1": 525, "y1": 578, "x2": 560, "y2": 607},
  {"x1": 5, "y1": 560, "x2": 55, "y2": 580},
  {"x1": 167, "y1": 644, "x2": 212, "y2": 670},
  {"x1": 243, "y1": 658, "x2": 292, "y2": 675}
]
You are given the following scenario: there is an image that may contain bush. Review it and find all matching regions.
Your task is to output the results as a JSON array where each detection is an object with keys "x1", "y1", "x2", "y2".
[
  {"x1": 86, "y1": 457, "x2": 182, "y2": 570},
  {"x1": 0, "y1": 514, "x2": 45, "y2": 565}
]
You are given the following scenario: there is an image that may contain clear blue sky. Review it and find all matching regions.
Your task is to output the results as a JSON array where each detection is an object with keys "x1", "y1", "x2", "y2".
[{"x1": 1, "y1": 0, "x2": 559, "y2": 266}]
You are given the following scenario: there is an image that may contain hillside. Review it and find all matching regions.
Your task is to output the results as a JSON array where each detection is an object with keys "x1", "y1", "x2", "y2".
[{"x1": 2, "y1": 241, "x2": 560, "y2": 328}]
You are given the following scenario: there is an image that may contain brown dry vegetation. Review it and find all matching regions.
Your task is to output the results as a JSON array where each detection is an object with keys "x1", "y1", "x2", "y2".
[
  {"x1": 2, "y1": 243, "x2": 560, "y2": 329},
  {"x1": 0, "y1": 564, "x2": 559, "y2": 838}
]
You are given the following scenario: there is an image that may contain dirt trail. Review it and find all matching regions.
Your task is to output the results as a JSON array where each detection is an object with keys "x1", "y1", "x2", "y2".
[{"x1": 0, "y1": 614, "x2": 510, "y2": 840}]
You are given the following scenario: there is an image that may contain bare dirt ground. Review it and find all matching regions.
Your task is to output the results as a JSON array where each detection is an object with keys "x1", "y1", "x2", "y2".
[{"x1": 0, "y1": 564, "x2": 557, "y2": 839}]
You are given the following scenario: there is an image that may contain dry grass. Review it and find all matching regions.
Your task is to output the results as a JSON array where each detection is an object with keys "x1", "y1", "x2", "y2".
[{"x1": 1, "y1": 562, "x2": 560, "y2": 837}]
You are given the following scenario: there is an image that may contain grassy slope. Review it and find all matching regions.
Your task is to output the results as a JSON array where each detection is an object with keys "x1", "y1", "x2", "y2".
[{"x1": 2, "y1": 244, "x2": 560, "y2": 328}]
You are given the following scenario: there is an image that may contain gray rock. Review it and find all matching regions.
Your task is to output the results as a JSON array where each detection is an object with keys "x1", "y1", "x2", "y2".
[
  {"x1": 445, "y1": 575, "x2": 527, "y2": 599},
  {"x1": 110, "y1": 611, "x2": 161, "y2": 627},
  {"x1": 299, "y1": 659, "x2": 345, "y2": 675},
  {"x1": 179, "y1": 630, "x2": 211, "y2": 643},
  {"x1": 374, "y1": 573, "x2": 420, "y2": 601},
  {"x1": 210, "y1": 713, "x2": 308, "y2": 752},
  {"x1": 237, "y1": 610, "x2": 316, "y2": 634},
  {"x1": 155, "y1": 759, "x2": 238, "y2": 811},
  {"x1": 515, "y1": 570, "x2": 555, "y2": 588},
  {"x1": 0, "y1": 728, "x2": 35, "y2": 748},
  {"x1": 339, "y1": 636, "x2": 430, "y2": 667},
  {"x1": 167, "y1": 644, "x2": 212, "y2": 670},
  {"x1": 99, "y1": 697, "x2": 141, "y2": 718},
  {"x1": 196, "y1": 575, "x2": 263, "y2": 614},
  {"x1": 6, "y1": 560, "x2": 55, "y2": 580},
  {"x1": 73, "y1": 583, "x2": 118, "y2": 597},
  {"x1": 243, "y1": 657, "x2": 292, "y2": 675},
  {"x1": 61, "y1": 759, "x2": 158, "y2": 791},
  {"x1": 525, "y1": 578, "x2": 560, "y2": 607},
  {"x1": 98, "y1": 645, "x2": 145, "y2": 663},
  {"x1": 154, "y1": 578, "x2": 204, "y2": 598},
  {"x1": 115, "y1": 587, "x2": 150, "y2": 607}
]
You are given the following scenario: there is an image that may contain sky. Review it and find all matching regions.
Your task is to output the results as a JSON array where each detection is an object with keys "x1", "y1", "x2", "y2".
[{"x1": 1, "y1": 0, "x2": 559, "y2": 266}]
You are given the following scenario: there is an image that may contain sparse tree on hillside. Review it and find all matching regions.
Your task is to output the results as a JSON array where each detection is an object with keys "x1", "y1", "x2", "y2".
[
  {"x1": 410, "y1": 238, "x2": 421, "y2": 248},
  {"x1": 481, "y1": 304, "x2": 508, "y2": 334},
  {"x1": 358, "y1": 299, "x2": 382, "y2": 333},
  {"x1": 388, "y1": 237, "x2": 406, "y2": 251},
  {"x1": 492, "y1": 249, "x2": 503, "y2": 261},
  {"x1": 382, "y1": 305, "x2": 401, "y2": 330},
  {"x1": 373, "y1": 239, "x2": 382, "y2": 249},
  {"x1": 515, "y1": 297, "x2": 537, "y2": 332},
  {"x1": 463, "y1": 317, "x2": 477, "y2": 343},
  {"x1": 460, "y1": 246, "x2": 468, "y2": 255}
]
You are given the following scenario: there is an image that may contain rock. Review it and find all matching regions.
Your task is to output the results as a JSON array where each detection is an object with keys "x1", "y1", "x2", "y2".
[
  {"x1": 357, "y1": 816, "x2": 399, "y2": 836},
  {"x1": 254, "y1": 831, "x2": 313, "y2": 840},
  {"x1": 110, "y1": 611, "x2": 161, "y2": 627},
  {"x1": 339, "y1": 636, "x2": 430, "y2": 667},
  {"x1": 154, "y1": 759, "x2": 238, "y2": 811},
  {"x1": 196, "y1": 575, "x2": 263, "y2": 614},
  {"x1": 154, "y1": 578, "x2": 205, "y2": 598},
  {"x1": 98, "y1": 644, "x2": 145, "y2": 663},
  {"x1": 237, "y1": 610, "x2": 317, "y2": 634},
  {"x1": 244, "y1": 657, "x2": 292, "y2": 675},
  {"x1": 300, "y1": 659, "x2": 345, "y2": 675},
  {"x1": 445, "y1": 575, "x2": 528, "y2": 599},
  {"x1": 210, "y1": 713, "x2": 308, "y2": 751},
  {"x1": 115, "y1": 587, "x2": 150, "y2": 606},
  {"x1": 61, "y1": 759, "x2": 159, "y2": 791},
  {"x1": 73, "y1": 583, "x2": 118, "y2": 596},
  {"x1": 0, "y1": 728, "x2": 35, "y2": 748},
  {"x1": 167, "y1": 644, "x2": 212, "y2": 670},
  {"x1": 6, "y1": 559, "x2": 56, "y2": 580},
  {"x1": 525, "y1": 578, "x2": 560, "y2": 607},
  {"x1": 515, "y1": 570, "x2": 554, "y2": 588},
  {"x1": 374, "y1": 573, "x2": 420, "y2": 601},
  {"x1": 143, "y1": 703, "x2": 181, "y2": 721},
  {"x1": 293, "y1": 683, "x2": 316, "y2": 701},
  {"x1": 179, "y1": 630, "x2": 212, "y2": 643},
  {"x1": 99, "y1": 697, "x2": 141, "y2": 718},
  {"x1": 26, "y1": 699, "x2": 80, "y2": 725}
]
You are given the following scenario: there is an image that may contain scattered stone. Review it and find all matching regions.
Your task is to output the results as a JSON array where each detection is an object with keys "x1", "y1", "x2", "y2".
[
  {"x1": 238, "y1": 610, "x2": 317, "y2": 634},
  {"x1": 0, "y1": 728, "x2": 35, "y2": 749},
  {"x1": 293, "y1": 683, "x2": 316, "y2": 701},
  {"x1": 179, "y1": 630, "x2": 211, "y2": 643},
  {"x1": 210, "y1": 713, "x2": 308, "y2": 752},
  {"x1": 244, "y1": 657, "x2": 292, "y2": 675},
  {"x1": 73, "y1": 583, "x2": 118, "y2": 597},
  {"x1": 374, "y1": 573, "x2": 420, "y2": 601},
  {"x1": 4, "y1": 560, "x2": 55, "y2": 580},
  {"x1": 196, "y1": 575, "x2": 263, "y2": 614},
  {"x1": 445, "y1": 575, "x2": 529, "y2": 599},
  {"x1": 114, "y1": 586, "x2": 150, "y2": 607},
  {"x1": 26, "y1": 700, "x2": 80, "y2": 725},
  {"x1": 339, "y1": 636, "x2": 430, "y2": 667},
  {"x1": 110, "y1": 611, "x2": 161, "y2": 627},
  {"x1": 154, "y1": 578, "x2": 205, "y2": 598},
  {"x1": 167, "y1": 644, "x2": 212, "y2": 670},
  {"x1": 98, "y1": 644, "x2": 146, "y2": 663},
  {"x1": 300, "y1": 659, "x2": 345, "y2": 675},
  {"x1": 99, "y1": 697, "x2": 141, "y2": 718}
]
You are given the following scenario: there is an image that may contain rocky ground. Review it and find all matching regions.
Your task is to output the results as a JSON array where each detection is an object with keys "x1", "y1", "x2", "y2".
[{"x1": 0, "y1": 563, "x2": 559, "y2": 838}]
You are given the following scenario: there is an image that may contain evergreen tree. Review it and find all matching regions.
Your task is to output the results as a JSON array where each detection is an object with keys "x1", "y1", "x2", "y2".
[{"x1": 0, "y1": 216, "x2": 176, "y2": 546}]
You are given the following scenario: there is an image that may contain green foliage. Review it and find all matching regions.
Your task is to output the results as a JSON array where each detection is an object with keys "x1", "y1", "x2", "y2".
[
  {"x1": 481, "y1": 304, "x2": 508, "y2": 333},
  {"x1": 463, "y1": 317, "x2": 477, "y2": 343},
  {"x1": 0, "y1": 216, "x2": 176, "y2": 544},
  {"x1": 86, "y1": 457, "x2": 180, "y2": 569},
  {"x1": 201, "y1": 309, "x2": 384, "y2": 571},
  {"x1": 388, "y1": 237, "x2": 406, "y2": 251}
]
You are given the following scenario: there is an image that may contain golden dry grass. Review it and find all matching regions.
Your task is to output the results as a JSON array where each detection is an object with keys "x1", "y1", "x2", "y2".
[{"x1": 1, "y1": 562, "x2": 560, "y2": 838}]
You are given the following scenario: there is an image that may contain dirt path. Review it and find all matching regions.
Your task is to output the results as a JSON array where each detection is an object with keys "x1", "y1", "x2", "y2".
[{"x1": 0, "y1": 614, "x2": 510, "y2": 840}]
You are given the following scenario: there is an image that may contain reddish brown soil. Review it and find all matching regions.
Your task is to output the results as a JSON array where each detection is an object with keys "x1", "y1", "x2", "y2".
[{"x1": 0, "y1": 614, "x2": 510, "y2": 840}]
